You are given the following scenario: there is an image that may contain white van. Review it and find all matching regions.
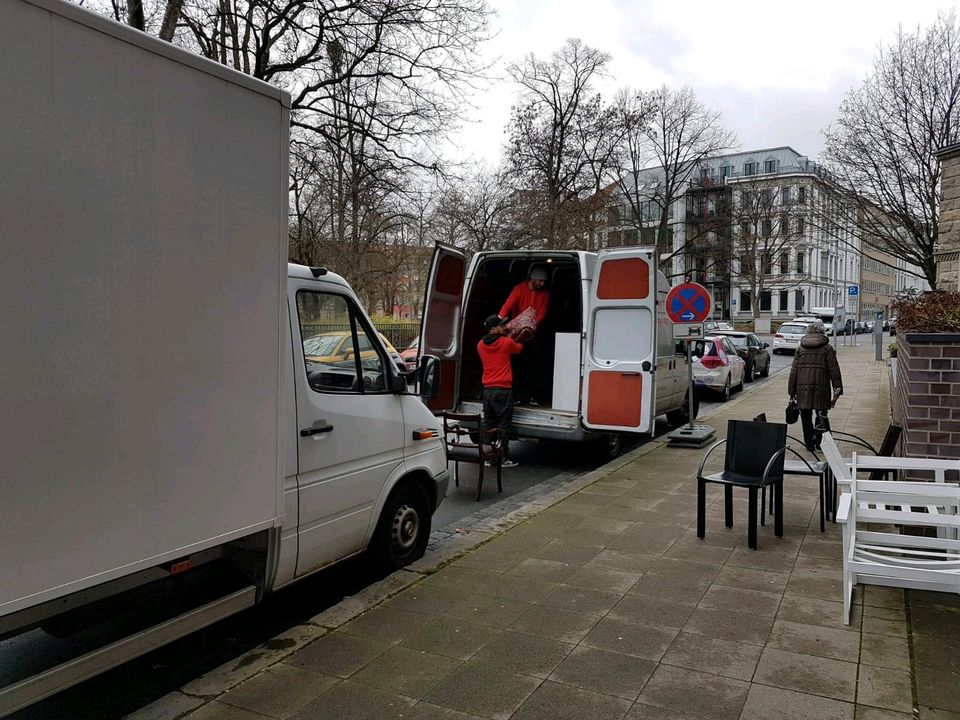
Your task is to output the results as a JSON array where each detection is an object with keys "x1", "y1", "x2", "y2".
[{"x1": 421, "y1": 246, "x2": 696, "y2": 457}]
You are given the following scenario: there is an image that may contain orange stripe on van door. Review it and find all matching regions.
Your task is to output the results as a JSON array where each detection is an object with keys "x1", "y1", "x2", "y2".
[
  {"x1": 587, "y1": 371, "x2": 642, "y2": 427},
  {"x1": 596, "y1": 258, "x2": 649, "y2": 300}
]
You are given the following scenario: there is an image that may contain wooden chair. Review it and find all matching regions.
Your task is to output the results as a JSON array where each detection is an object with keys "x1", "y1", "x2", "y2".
[
  {"x1": 442, "y1": 412, "x2": 503, "y2": 501},
  {"x1": 820, "y1": 425, "x2": 903, "y2": 521},
  {"x1": 697, "y1": 420, "x2": 787, "y2": 550},
  {"x1": 837, "y1": 454, "x2": 960, "y2": 624}
]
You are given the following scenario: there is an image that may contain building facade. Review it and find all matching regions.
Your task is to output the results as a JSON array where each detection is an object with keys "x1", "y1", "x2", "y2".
[
  {"x1": 859, "y1": 246, "x2": 896, "y2": 320},
  {"x1": 936, "y1": 143, "x2": 960, "y2": 291}
]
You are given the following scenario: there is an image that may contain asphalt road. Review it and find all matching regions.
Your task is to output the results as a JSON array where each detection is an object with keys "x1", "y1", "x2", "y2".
[{"x1": 3, "y1": 346, "x2": 796, "y2": 720}]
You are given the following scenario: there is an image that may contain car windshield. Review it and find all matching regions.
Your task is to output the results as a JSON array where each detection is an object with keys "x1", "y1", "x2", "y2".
[
  {"x1": 722, "y1": 335, "x2": 747, "y2": 348},
  {"x1": 303, "y1": 334, "x2": 344, "y2": 356},
  {"x1": 779, "y1": 324, "x2": 806, "y2": 334}
]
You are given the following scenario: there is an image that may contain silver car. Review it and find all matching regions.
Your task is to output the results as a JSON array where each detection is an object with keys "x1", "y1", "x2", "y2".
[{"x1": 772, "y1": 322, "x2": 807, "y2": 354}]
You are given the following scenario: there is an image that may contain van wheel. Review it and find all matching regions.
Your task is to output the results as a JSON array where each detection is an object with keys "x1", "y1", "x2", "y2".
[
  {"x1": 596, "y1": 433, "x2": 622, "y2": 461},
  {"x1": 666, "y1": 392, "x2": 699, "y2": 427},
  {"x1": 371, "y1": 483, "x2": 431, "y2": 571}
]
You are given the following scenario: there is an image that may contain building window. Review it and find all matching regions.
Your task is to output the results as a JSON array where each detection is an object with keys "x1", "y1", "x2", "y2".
[
  {"x1": 760, "y1": 291, "x2": 772, "y2": 311},
  {"x1": 762, "y1": 253, "x2": 773, "y2": 274},
  {"x1": 780, "y1": 252, "x2": 789, "y2": 274},
  {"x1": 796, "y1": 251, "x2": 805, "y2": 274},
  {"x1": 700, "y1": 167, "x2": 711, "y2": 180},
  {"x1": 779, "y1": 290, "x2": 789, "y2": 312},
  {"x1": 720, "y1": 165, "x2": 732, "y2": 179},
  {"x1": 795, "y1": 289, "x2": 804, "y2": 311},
  {"x1": 743, "y1": 161, "x2": 758, "y2": 176},
  {"x1": 761, "y1": 219, "x2": 772, "y2": 237},
  {"x1": 796, "y1": 216, "x2": 805, "y2": 234},
  {"x1": 798, "y1": 186, "x2": 807, "y2": 204},
  {"x1": 764, "y1": 159, "x2": 778, "y2": 173},
  {"x1": 762, "y1": 189, "x2": 775, "y2": 206},
  {"x1": 741, "y1": 291, "x2": 752, "y2": 312},
  {"x1": 782, "y1": 187, "x2": 792, "y2": 205}
]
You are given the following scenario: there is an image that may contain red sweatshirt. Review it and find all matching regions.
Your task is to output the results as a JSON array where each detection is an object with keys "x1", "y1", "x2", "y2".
[
  {"x1": 477, "y1": 335, "x2": 523, "y2": 388},
  {"x1": 499, "y1": 282, "x2": 550, "y2": 325}
]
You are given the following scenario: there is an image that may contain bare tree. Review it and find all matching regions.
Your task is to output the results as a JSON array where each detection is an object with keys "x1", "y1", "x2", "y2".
[
  {"x1": 822, "y1": 12, "x2": 960, "y2": 289},
  {"x1": 434, "y1": 167, "x2": 514, "y2": 253},
  {"x1": 729, "y1": 179, "x2": 807, "y2": 319},
  {"x1": 505, "y1": 39, "x2": 614, "y2": 247}
]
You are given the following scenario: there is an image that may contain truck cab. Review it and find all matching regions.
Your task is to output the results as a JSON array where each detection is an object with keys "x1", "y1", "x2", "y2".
[{"x1": 420, "y1": 246, "x2": 696, "y2": 455}]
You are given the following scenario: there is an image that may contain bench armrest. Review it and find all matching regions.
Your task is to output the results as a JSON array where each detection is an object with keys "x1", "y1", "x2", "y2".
[{"x1": 836, "y1": 493, "x2": 852, "y2": 524}]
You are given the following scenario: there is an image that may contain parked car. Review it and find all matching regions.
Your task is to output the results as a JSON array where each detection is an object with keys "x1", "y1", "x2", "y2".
[
  {"x1": 691, "y1": 335, "x2": 745, "y2": 401},
  {"x1": 713, "y1": 331, "x2": 771, "y2": 382},
  {"x1": 400, "y1": 337, "x2": 420, "y2": 372},
  {"x1": 303, "y1": 330, "x2": 406, "y2": 374},
  {"x1": 703, "y1": 321, "x2": 734, "y2": 333},
  {"x1": 889, "y1": 317, "x2": 898, "y2": 335},
  {"x1": 772, "y1": 321, "x2": 808, "y2": 354}
]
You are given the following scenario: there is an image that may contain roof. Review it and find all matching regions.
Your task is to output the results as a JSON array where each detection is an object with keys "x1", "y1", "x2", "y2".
[{"x1": 935, "y1": 143, "x2": 960, "y2": 160}]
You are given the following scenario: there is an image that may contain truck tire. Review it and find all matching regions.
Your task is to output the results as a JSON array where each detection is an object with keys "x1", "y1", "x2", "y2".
[
  {"x1": 371, "y1": 482, "x2": 431, "y2": 571},
  {"x1": 599, "y1": 433, "x2": 622, "y2": 460}
]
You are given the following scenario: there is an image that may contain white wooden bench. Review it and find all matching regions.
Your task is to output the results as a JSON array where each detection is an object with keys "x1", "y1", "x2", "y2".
[{"x1": 836, "y1": 457, "x2": 960, "y2": 625}]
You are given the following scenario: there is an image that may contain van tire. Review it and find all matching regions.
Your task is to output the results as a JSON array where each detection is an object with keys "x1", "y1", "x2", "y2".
[
  {"x1": 596, "y1": 433, "x2": 622, "y2": 461},
  {"x1": 666, "y1": 392, "x2": 699, "y2": 427},
  {"x1": 371, "y1": 483, "x2": 431, "y2": 571}
]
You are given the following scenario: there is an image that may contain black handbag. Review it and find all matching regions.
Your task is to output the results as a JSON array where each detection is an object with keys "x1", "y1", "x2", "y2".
[{"x1": 785, "y1": 398, "x2": 799, "y2": 425}]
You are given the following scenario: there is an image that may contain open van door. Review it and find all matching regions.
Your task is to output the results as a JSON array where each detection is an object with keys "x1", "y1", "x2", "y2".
[
  {"x1": 583, "y1": 247, "x2": 658, "y2": 434},
  {"x1": 421, "y1": 244, "x2": 467, "y2": 412}
]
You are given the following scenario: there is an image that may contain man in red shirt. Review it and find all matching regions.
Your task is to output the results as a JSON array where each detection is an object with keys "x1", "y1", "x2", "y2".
[
  {"x1": 477, "y1": 314, "x2": 523, "y2": 467},
  {"x1": 497, "y1": 266, "x2": 549, "y2": 405}
]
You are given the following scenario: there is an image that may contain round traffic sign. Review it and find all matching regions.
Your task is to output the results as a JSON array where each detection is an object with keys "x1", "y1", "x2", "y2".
[{"x1": 665, "y1": 282, "x2": 712, "y2": 323}]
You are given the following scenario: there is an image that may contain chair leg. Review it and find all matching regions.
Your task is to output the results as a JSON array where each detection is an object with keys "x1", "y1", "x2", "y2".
[
  {"x1": 761, "y1": 487, "x2": 766, "y2": 527},
  {"x1": 724, "y1": 485, "x2": 733, "y2": 528},
  {"x1": 697, "y1": 478, "x2": 706, "y2": 539},
  {"x1": 497, "y1": 458, "x2": 502, "y2": 493},
  {"x1": 819, "y1": 472, "x2": 826, "y2": 533},
  {"x1": 475, "y1": 461, "x2": 484, "y2": 501},
  {"x1": 454, "y1": 461, "x2": 459, "y2": 488},
  {"x1": 769, "y1": 483, "x2": 775, "y2": 514},
  {"x1": 774, "y1": 480, "x2": 783, "y2": 538},
  {"x1": 748, "y1": 487, "x2": 758, "y2": 550}
]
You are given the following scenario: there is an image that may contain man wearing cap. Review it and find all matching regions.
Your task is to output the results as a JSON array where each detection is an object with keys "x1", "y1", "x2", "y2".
[
  {"x1": 497, "y1": 266, "x2": 550, "y2": 405},
  {"x1": 477, "y1": 314, "x2": 523, "y2": 468}
]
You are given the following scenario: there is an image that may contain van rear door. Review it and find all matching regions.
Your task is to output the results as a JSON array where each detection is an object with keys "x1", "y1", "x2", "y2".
[
  {"x1": 421, "y1": 245, "x2": 467, "y2": 412},
  {"x1": 582, "y1": 247, "x2": 657, "y2": 434}
]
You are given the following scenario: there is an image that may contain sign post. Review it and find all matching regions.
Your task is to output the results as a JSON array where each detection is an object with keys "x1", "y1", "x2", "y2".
[
  {"x1": 665, "y1": 282, "x2": 716, "y2": 448},
  {"x1": 848, "y1": 286, "x2": 859, "y2": 347}
]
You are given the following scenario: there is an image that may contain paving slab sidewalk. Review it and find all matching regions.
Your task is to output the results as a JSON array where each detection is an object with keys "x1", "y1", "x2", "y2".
[{"x1": 141, "y1": 345, "x2": 957, "y2": 720}]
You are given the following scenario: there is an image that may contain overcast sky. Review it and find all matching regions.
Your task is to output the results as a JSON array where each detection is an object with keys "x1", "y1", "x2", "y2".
[{"x1": 448, "y1": 0, "x2": 952, "y2": 166}]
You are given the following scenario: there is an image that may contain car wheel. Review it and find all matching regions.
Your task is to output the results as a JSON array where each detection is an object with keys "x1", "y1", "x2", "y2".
[
  {"x1": 760, "y1": 358, "x2": 770, "y2": 378},
  {"x1": 718, "y1": 377, "x2": 731, "y2": 402},
  {"x1": 744, "y1": 361, "x2": 754, "y2": 383},
  {"x1": 370, "y1": 482, "x2": 431, "y2": 571}
]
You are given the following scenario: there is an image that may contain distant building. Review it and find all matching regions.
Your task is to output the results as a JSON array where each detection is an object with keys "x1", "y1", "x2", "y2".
[
  {"x1": 859, "y1": 245, "x2": 896, "y2": 320},
  {"x1": 935, "y1": 143, "x2": 960, "y2": 291}
]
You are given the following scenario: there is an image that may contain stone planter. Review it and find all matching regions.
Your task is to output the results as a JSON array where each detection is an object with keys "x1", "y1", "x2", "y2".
[{"x1": 891, "y1": 333, "x2": 960, "y2": 464}]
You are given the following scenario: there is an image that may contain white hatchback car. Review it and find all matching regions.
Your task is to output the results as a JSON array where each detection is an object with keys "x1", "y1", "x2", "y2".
[
  {"x1": 772, "y1": 321, "x2": 808, "y2": 354},
  {"x1": 691, "y1": 335, "x2": 746, "y2": 401}
]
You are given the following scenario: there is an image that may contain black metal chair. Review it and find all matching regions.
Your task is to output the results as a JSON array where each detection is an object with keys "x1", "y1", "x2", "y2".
[
  {"x1": 697, "y1": 420, "x2": 788, "y2": 550},
  {"x1": 442, "y1": 412, "x2": 503, "y2": 501},
  {"x1": 754, "y1": 413, "x2": 830, "y2": 532}
]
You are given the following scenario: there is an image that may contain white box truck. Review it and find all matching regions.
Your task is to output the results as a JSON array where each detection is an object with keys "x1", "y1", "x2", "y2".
[
  {"x1": 421, "y1": 246, "x2": 697, "y2": 458},
  {"x1": 0, "y1": 0, "x2": 447, "y2": 713}
]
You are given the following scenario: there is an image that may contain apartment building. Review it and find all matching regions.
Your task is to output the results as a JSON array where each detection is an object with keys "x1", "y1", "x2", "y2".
[
  {"x1": 607, "y1": 147, "x2": 862, "y2": 322},
  {"x1": 860, "y1": 246, "x2": 896, "y2": 320}
]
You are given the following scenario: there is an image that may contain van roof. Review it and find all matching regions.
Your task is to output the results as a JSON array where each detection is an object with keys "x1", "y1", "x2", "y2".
[{"x1": 288, "y1": 263, "x2": 350, "y2": 288}]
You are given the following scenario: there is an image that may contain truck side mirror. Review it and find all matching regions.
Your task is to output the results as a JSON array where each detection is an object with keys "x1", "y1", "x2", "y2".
[
  {"x1": 418, "y1": 355, "x2": 440, "y2": 401},
  {"x1": 390, "y1": 372, "x2": 407, "y2": 393}
]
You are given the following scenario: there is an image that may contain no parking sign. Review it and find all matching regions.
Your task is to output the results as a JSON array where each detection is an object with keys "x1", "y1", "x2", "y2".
[{"x1": 666, "y1": 282, "x2": 712, "y2": 323}]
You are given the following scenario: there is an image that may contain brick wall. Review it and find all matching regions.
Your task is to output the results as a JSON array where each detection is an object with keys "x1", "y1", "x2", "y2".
[{"x1": 893, "y1": 333, "x2": 960, "y2": 461}]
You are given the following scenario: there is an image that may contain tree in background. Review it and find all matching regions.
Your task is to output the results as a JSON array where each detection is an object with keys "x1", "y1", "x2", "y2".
[{"x1": 822, "y1": 12, "x2": 960, "y2": 289}]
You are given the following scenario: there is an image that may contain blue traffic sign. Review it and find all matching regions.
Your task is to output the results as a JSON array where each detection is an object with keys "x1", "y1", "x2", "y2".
[
  {"x1": 848, "y1": 286, "x2": 859, "y2": 296},
  {"x1": 665, "y1": 283, "x2": 712, "y2": 323}
]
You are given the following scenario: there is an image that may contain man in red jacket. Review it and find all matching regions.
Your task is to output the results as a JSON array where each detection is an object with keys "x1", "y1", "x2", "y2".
[
  {"x1": 477, "y1": 314, "x2": 523, "y2": 467},
  {"x1": 498, "y1": 266, "x2": 549, "y2": 405}
]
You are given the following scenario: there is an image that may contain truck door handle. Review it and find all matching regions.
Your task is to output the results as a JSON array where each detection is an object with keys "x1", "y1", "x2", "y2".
[{"x1": 300, "y1": 423, "x2": 334, "y2": 437}]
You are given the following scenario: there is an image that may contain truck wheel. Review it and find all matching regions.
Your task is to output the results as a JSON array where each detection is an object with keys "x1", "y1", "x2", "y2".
[
  {"x1": 595, "y1": 433, "x2": 622, "y2": 461},
  {"x1": 371, "y1": 483, "x2": 431, "y2": 571}
]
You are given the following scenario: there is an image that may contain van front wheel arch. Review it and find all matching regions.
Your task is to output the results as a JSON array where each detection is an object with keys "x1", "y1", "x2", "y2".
[{"x1": 370, "y1": 482, "x2": 432, "y2": 571}]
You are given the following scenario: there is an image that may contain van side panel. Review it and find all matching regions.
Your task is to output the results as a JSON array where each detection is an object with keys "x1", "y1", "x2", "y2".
[{"x1": 0, "y1": 0, "x2": 287, "y2": 615}]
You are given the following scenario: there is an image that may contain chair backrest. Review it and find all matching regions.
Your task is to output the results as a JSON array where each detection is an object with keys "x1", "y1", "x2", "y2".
[
  {"x1": 868, "y1": 424, "x2": 903, "y2": 481},
  {"x1": 725, "y1": 419, "x2": 786, "y2": 480},
  {"x1": 752, "y1": 413, "x2": 767, "y2": 422},
  {"x1": 820, "y1": 432, "x2": 852, "y2": 482},
  {"x1": 848, "y1": 464, "x2": 960, "y2": 534},
  {"x1": 442, "y1": 412, "x2": 481, "y2": 446}
]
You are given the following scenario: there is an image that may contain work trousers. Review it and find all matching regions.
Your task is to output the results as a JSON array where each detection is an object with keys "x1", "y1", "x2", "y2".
[
  {"x1": 482, "y1": 387, "x2": 514, "y2": 459},
  {"x1": 800, "y1": 408, "x2": 831, "y2": 452}
]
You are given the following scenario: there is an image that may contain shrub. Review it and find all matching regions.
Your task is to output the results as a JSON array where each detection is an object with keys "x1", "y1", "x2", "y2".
[
  {"x1": 888, "y1": 343, "x2": 898, "y2": 358},
  {"x1": 892, "y1": 292, "x2": 960, "y2": 333}
]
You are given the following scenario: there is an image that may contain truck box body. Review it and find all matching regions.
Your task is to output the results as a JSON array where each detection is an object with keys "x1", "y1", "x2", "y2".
[{"x1": 0, "y1": 0, "x2": 290, "y2": 616}]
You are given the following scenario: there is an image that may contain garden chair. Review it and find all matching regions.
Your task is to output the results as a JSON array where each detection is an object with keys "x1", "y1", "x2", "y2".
[{"x1": 442, "y1": 412, "x2": 503, "y2": 501}]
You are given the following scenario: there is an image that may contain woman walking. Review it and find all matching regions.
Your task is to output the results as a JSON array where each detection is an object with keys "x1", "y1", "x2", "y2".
[{"x1": 788, "y1": 321, "x2": 843, "y2": 452}]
